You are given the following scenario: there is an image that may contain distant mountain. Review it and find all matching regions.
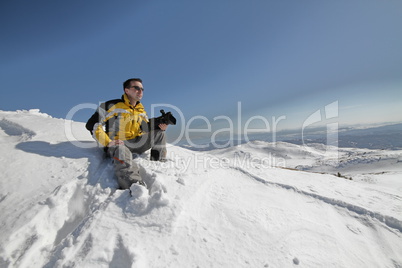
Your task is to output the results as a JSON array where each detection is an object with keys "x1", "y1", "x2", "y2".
[
  {"x1": 285, "y1": 123, "x2": 402, "y2": 150},
  {"x1": 180, "y1": 123, "x2": 402, "y2": 151}
]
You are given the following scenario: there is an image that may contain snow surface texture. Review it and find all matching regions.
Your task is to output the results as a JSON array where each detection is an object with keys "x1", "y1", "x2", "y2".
[{"x1": 0, "y1": 110, "x2": 401, "y2": 268}]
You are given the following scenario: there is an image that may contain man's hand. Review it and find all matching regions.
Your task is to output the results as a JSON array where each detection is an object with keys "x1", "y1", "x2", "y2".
[
  {"x1": 108, "y1": 140, "x2": 124, "y2": 147},
  {"x1": 159, "y1": 124, "x2": 168, "y2": 131}
]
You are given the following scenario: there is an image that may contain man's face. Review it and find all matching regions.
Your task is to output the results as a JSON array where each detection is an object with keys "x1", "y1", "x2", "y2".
[{"x1": 125, "y1": 80, "x2": 144, "y2": 103}]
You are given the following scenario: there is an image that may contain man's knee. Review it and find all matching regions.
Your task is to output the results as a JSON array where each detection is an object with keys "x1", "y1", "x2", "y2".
[{"x1": 108, "y1": 145, "x2": 132, "y2": 164}]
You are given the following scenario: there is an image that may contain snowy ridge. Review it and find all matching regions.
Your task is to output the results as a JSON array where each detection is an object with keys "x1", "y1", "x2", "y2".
[
  {"x1": 234, "y1": 166, "x2": 402, "y2": 233},
  {"x1": 1, "y1": 110, "x2": 402, "y2": 267}
]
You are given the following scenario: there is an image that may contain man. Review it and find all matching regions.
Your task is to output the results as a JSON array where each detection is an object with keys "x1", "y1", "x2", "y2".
[{"x1": 86, "y1": 78, "x2": 167, "y2": 189}]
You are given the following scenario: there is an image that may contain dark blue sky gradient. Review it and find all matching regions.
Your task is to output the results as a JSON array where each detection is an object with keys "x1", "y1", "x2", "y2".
[{"x1": 1, "y1": 0, "x2": 401, "y2": 132}]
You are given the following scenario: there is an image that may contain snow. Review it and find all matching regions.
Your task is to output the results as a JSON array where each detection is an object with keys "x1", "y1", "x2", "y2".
[{"x1": 0, "y1": 109, "x2": 401, "y2": 268}]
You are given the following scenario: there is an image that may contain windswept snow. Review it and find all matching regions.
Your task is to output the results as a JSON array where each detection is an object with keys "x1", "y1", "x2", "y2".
[{"x1": 0, "y1": 110, "x2": 401, "y2": 267}]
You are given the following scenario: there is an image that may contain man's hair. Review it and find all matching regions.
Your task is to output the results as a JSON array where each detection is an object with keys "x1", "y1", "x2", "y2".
[{"x1": 123, "y1": 78, "x2": 143, "y2": 90}]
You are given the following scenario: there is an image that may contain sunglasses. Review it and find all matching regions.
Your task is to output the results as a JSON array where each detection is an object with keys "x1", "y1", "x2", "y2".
[{"x1": 130, "y1": 86, "x2": 144, "y2": 91}]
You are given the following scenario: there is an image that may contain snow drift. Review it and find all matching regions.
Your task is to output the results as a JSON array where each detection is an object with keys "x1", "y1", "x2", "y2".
[{"x1": 0, "y1": 109, "x2": 401, "y2": 267}]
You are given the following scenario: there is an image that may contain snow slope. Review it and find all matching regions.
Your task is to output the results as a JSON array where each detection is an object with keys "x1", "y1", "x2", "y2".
[{"x1": 0, "y1": 110, "x2": 401, "y2": 268}]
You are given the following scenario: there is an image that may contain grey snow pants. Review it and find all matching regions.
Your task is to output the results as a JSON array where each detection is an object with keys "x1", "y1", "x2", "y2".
[{"x1": 107, "y1": 129, "x2": 166, "y2": 189}]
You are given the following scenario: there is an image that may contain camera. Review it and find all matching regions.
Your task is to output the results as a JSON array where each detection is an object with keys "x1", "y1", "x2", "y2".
[{"x1": 148, "y1": 109, "x2": 176, "y2": 130}]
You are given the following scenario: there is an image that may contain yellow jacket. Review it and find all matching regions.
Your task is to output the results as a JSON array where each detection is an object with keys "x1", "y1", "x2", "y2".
[{"x1": 86, "y1": 94, "x2": 149, "y2": 147}]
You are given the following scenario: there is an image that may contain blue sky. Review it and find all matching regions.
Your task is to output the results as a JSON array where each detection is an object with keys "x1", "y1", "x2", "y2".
[{"x1": 1, "y1": 0, "x2": 402, "y2": 139}]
